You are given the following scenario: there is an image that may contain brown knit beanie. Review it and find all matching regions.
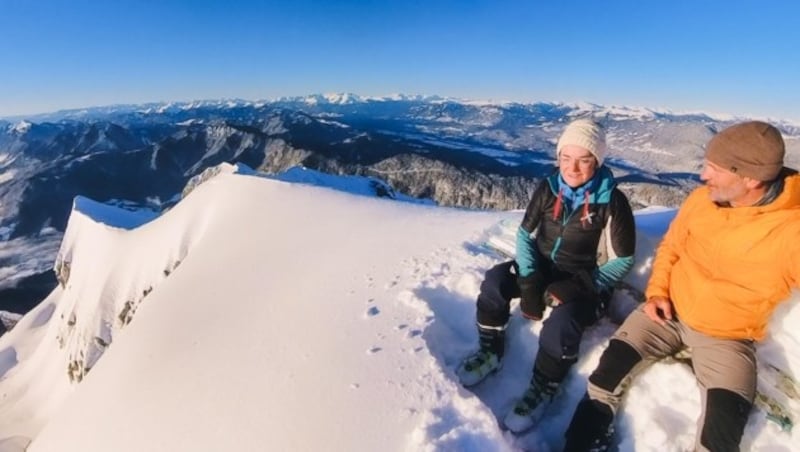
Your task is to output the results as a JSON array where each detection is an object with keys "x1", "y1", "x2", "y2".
[{"x1": 705, "y1": 121, "x2": 785, "y2": 181}]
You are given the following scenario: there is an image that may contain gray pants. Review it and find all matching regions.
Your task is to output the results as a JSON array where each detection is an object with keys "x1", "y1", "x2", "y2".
[{"x1": 586, "y1": 306, "x2": 756, "y2": 451}]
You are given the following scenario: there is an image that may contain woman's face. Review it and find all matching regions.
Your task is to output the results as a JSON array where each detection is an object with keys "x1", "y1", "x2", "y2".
[{"x1": 558, "y1": 145, "x2": 598, "y2": 187}]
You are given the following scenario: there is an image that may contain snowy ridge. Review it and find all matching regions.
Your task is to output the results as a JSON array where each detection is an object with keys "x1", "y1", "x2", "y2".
[
  {"x1": 271, "y1": 166, "x2": 435, "y2": 204},
  {"x1": 17, "y1": 170, "x2": 509, "y2": 452},
  {"x1": 0, "y1": 182, "x2": 218, "y2": 446},
  {"x1": 278, "y1": 93, "x2": 449, "y2": 106},
  {"x1": 6, "y1": 94, "x2": 800, "y2": 131},
  {"x1": 52, "y1": 187, "x2": 217, "y2": 379},
  {"x1": 180, "y1": 161, "x2": 248, "y2": 198},
  {"x1": 11, "y1": 121, "x2": 32, "y2": 134}
]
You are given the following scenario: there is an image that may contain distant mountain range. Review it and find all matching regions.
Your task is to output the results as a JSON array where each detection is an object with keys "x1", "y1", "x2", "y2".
[{"x1": 1, "y1": 94, "x2": 799, "y2": 313}]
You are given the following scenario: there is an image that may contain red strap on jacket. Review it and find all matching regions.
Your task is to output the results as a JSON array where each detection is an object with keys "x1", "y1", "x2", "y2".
[{"x1": 552, "y1": 188, "x2": 564, "y2": 220}]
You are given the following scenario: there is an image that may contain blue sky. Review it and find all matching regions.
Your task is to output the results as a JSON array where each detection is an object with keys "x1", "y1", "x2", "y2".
[{"x1": 1, "y1": 0, "x2": 799, "y2": 120}]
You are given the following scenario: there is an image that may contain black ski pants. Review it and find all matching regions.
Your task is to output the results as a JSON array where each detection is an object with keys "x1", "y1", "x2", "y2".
[{"x1": 475, "y1": 260, "x2": 608, "y2": 382}]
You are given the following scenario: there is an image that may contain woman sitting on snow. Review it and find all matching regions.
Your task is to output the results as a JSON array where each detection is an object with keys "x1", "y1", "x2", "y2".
[{"x1": 457, "y1": 118, "x2": 636, "y2": 434}]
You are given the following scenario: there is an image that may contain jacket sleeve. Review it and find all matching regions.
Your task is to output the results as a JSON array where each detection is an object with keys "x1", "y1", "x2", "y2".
[
  {"x1": 593, "y1": 189, "x2": 636, "y2": 290},
  {"x1": 516, "y1": 181, "x2": 548, "y2": 277},
  {"x1": 788, "y1": 225, "x2": 800, "y2": 289},
  {"x1": 644, "y1": 190, "x2": 700, "y2": 300}
]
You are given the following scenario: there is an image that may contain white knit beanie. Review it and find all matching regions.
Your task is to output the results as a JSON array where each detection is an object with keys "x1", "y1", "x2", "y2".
[{"x1": 556, "y1": 118, "x2": 607, "y2": 166}]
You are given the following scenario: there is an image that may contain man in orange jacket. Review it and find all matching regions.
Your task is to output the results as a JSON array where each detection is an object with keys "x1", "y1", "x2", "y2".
[{"x1": 563, "y1": 121, "x2": 800, "y2": 451}]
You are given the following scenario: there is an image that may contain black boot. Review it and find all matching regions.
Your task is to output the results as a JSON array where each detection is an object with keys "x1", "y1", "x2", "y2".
[
  {"x1": 478, "y1": 323, "x2": 506, "y2": 358},
  {"x1": 503, "y1": 369, "x2": 560, "y2": 433},
  {"x1": 456, "y1": 324, "x2": 505, "y2": 387},
  {"x1": 564, "y1": 395, "x2": 615, "y2": 452}
]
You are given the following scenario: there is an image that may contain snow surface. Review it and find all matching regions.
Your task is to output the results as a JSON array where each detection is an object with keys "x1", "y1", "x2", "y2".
[{"x1": 0, "y1": 167, "x2": 798, "y2": 452}]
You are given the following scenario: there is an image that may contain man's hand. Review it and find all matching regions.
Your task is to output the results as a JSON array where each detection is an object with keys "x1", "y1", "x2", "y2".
[{"x1": 644, "y1": 296, "x2": 673, "y2": 325}]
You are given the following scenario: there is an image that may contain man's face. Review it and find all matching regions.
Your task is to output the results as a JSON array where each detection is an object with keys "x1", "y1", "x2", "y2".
[
  {"x1": 558, "y1": 145, "x2": 598, "y2": 188},
  {"x1": 699, "y1": 160, "x2": 750, "y2": 204}
]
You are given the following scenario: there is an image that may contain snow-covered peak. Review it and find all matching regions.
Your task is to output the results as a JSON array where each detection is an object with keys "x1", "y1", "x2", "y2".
[
  {"x1": 11, "y1": 120, "x2": 32, "y2": 134},
  {"x1": 277, "y1": 93, "x2": 451, "y2": 106},
  {"x1": 321, "y1": 92, "x2": 359, "y2": 104},
  {"x1": 147, "y1": 99, "x2": 253, "y2": 114},
  {"x1": 7, "y1": 95, "x2": 799, "y2": 130},
  {"x1": 376, "y1": 93, "x2": 448, "y2": 103},
  {"x1": 293, "y1": 92, "x2": 364, "y2": 105}
]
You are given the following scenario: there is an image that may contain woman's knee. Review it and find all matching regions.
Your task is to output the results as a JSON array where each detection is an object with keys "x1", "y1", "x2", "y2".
[
  {"x1": 538, "y1": 305, "x2": 586, "y2": 360},
  {"x1": 475, "y1": 261, "x2": 518, "y2": 326}
]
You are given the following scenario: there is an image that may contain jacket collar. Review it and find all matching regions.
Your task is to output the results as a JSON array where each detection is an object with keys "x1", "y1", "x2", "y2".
[{"x1": 546, "y1": 165, "x2": 617, "y2": 205}]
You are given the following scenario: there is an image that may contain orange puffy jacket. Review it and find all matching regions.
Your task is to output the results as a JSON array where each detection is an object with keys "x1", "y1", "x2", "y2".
[{"x1": 645, "y1": 170, "x2": 800, "y2": 340}]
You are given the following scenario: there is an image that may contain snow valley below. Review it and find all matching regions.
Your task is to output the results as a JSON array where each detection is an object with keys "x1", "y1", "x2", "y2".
[{"x1": 0, "y1": 165, "x2": 798, "y2": 451}]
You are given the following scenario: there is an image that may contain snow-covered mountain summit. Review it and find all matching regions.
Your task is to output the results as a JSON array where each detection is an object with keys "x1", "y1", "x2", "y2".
[{"x1": 0, "y1": 164, "x2": 798, "y2": 452}]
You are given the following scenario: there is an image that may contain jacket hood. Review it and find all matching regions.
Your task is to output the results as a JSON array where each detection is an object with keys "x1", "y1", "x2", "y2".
[{"x1": 767, "y1": 168, "x2": 800, "y2": 210}]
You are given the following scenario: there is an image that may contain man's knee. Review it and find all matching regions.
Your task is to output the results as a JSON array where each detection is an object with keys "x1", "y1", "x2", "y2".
[
  {"x1": 699, "y1": 388, "x2": 752, "y2": 452},
  {"x1": 589, "y1": 339, "x2": 642, "y2": 393}
]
